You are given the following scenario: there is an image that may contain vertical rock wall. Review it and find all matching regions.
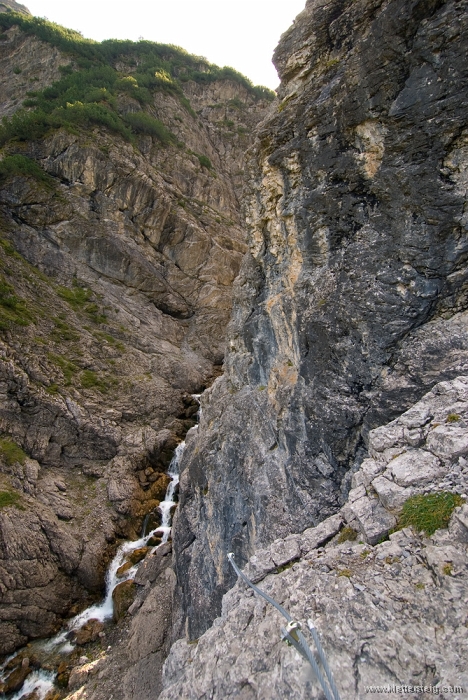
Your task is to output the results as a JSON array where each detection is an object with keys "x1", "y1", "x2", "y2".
[{"x1": 172, "y1": 0, "x2": 468, "y2": 640}]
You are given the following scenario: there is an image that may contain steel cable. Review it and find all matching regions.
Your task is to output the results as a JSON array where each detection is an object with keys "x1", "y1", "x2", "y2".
[{"x1": 227, "y1": 553, "x2": 341, "y2": 700}]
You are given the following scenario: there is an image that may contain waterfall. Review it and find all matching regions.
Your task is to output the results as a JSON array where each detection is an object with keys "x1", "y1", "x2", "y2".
[
  {"x1": 0, "y1": 436, "x2": 189, "y2": 700},
  {"x1": 62, "y1": 440, "x2": 186, "y2": 630}
]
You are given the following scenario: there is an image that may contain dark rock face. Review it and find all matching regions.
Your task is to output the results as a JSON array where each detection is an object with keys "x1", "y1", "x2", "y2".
[{"x1": 172, "y1": 0, "x2": 468, "y2": 639}]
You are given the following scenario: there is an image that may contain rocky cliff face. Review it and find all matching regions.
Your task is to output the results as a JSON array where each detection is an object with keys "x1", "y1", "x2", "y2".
[
  {"x1": 0, "y1": 16, "x2": 271, "y2": 655},
  {"x1": 161, "y1": 378, "x2": 468, "y2": 698},
  {"x1": 171, "y1": 0, "x2": 468, "y2": 641},
  {"x1": 0, "y1": 1, "x2": 30, "y2": 15}
]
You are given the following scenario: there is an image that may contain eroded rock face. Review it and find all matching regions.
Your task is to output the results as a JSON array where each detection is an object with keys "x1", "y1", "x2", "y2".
[
  {"x1": 160, "y1": 379, "x2": 468, "y2": 698},
  {"x1": 0, "y1": 1, "x2": 30, "y2": 15},
  {"x1": 0, "y1": 23, "x2": 270, "y2": 652},
  {"x1": 0, "y1": 26, "x2": 68, "y2": 118},
  {"x1": 171, "y1": 0, "x2": 468, "y2": 639}
]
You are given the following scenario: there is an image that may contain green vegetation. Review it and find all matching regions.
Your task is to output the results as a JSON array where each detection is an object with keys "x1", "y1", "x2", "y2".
[
  {"x1": 446, "y1": 413, "x2": 461, "y2": 423},
  {"x1": 0, "y1": 13, "x2": 274, "y2": 97},
  {"x1": 0, "y1": 489, "x2": 24, "y2": 509},
  {"x1": 397, "y1": 492, "x2": 465, "y2": 536},
  {"x1": 442, "y1": 563, "x2": 453, "y2": 576},
  {"x1": 92, "y1": 329, "x2": 125, "y2": 351},
  {"x1": 46, "y1": 382, "x2": 59, "y2": 395},
  {"x1": 51, "y1": 317, "x2": 80, "y2": 342},
  {"x1": 276, "y1": 560, "x2": 296, "y2": 574},
  {"x1": 228, "y1": 97, "x2": 246, "y2": 110},
  {"x1": 196, "y1": 154, "x2": 212, "y2": 170},
  {"x1": 48, "y1": 352, "x2": 78, "y2": 385},
  {"x1": 0, "y1": 276, "x2": 32, "y2": 330},
  {"x1": 338, "y1": 568, "x2": 352, "y2": 578},
  {"x1": 0, "y1": 237, "x2": 19, "y2": 257},
  {"x1": 56, "y1": 282, "x2": 106, "y2": 323},
  {"x1": 0, "y1": 438, "x2": 27, "y2": 466},
  {"x1": 337, "y1": 526, "x2": 358, "y2": 543},
  {"x1": 80, "y1": 369, "x2": 116, "y2": 393},
  {"x1": 0, "y1": 12, "x2": 273, "y2": 149},
  {"x1": 56, "y1": 282, "x2": 92, "y2": 309},
  {"x1": 0, "y1": 154, "x2": 54, "y2": 187},
  {"x1": 123, "y1": 111, "x2": 174, "y2": 144}
]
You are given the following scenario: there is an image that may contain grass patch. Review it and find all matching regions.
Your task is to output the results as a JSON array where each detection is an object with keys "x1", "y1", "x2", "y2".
[
  {"x1": 56, "y1": 283, "x2": 106, "y2": 323},
  {"x1": 123, "y1": 112, "x2": 175, "y2": 144},
  {"x1": 80, "y1": 369, "x2": 117, "y2": 393},
  {"x1": 0, "y1": 238, "x2": 19, "y2": 256},
  {"x1": 397, "y1": 492, "x2": 465, "y2": 536},
  {"x1": 57, "y1": 282, "x2": 92, "y2": 309},
  {"x1": 48, "y1": 352, "x2": 78, "y2": 385},
  {"x1": 46, "y1": 383, "x2": 60, "y2": 395},
  {"x1": 337, "y1": 568, "x2": 352, "y2": 578},
  {"x1": 194, "y1": 153, "x2": 212, "y2": 170},
  {"x1": 446, "y1": 413, "x2": 461, "y2": 423},
  {"x1": 276, "y1": 560, "x2": 297, "y2": 574},
  {"x1": 0, "y1": 154, "x2": 54, "y2": 188},
  {"x1": 0, "y1": 277, "x2": 32, "y2": 330},
  {"x1": 0, "y1": 438, "x2": 27, "y2": 465},
  {"x1": 337, "y1": 526, "x2": 358, "y2": 543},
  {"x1": 51, "y1": 317, "x2": 80, "y2": 342},
  {"x1": 92, "y1": 330, "x2": 124, "y2": 351},
  {"x1": 0, "y1": 489, "x2": 24, "y2": 509}
]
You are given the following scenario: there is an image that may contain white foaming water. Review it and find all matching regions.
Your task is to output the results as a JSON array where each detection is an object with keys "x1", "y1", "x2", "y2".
[
  {"x1": 1, "y1": 438, "x2": 188, "y2": 698},
  {"x1": 7, "y1": 670, "x2": 55, "y2": 700},
  {"x1": 45, "y1": 440, "x2": 186, "y2": 643}
]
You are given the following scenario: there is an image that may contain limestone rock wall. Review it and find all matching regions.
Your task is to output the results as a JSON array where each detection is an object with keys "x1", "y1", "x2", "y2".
[
  {"x1": 0, "y1": 25, "x2": 270, "y2": 653},
  {"x1": 160, "y1": 378, "x2": 468, "y2": 698},
  {"x1": 0, "y1": 26, "x2": 69, "y2": 118},
  {"x1": 171, "y1": 0, "x2": 468, "y2": 640}
]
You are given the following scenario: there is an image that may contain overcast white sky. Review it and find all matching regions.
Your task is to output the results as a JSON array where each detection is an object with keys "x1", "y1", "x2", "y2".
[{"x1": 24, "y1": 1, "x2": 307, "y2": 89}]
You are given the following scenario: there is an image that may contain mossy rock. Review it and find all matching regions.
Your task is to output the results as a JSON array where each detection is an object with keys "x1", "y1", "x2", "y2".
[
  {"x1": 112, "y1": 579, "x2": 136, "y2": 622},
  {"x1": 127, "y1": 547, "x2": 149, "y2": 565},
  {"x1": 147, "y1": 535, "x2": 162, "y2": 547},
  {"x1": 116, "y1": 561, "x2": 133, "y2": 578}
]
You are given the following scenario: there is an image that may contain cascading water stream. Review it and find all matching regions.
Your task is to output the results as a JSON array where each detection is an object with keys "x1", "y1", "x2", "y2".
[{"x1": 0, "y1": 433, "x2": 190, "y2": 700}]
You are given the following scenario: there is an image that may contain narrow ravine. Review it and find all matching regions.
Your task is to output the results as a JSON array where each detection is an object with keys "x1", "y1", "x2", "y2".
[{"x1": 0, "y1": 438, "x2": 188, "y2": 700}]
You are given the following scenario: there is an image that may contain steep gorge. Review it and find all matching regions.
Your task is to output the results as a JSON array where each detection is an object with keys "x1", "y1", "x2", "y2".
[
  {"x1": 0, "y1": 6, "x2": 272, "y2": 664},
  {"x1": 2, "y1": 0, "x2": 468, "y2": 698}
]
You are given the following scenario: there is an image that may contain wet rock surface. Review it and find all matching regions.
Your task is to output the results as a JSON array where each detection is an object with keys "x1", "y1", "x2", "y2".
[
  {"x1": 61, "y1": 542, "x2": 175, "y2": 700},
  {"x1": 112, "y1": 580, "x2": 136, "y2": 623},
  {"x1": 171, "y1": 0, "x2": 468, "y2": 640}
]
